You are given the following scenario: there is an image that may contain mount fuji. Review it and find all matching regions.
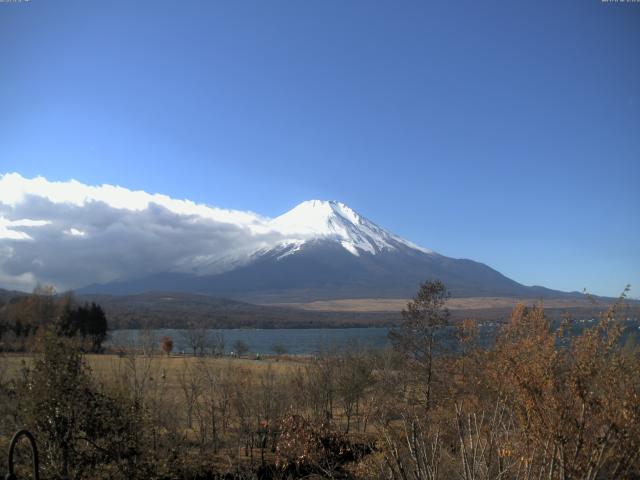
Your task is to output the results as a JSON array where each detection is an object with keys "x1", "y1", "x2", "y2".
[{"x1": 79, "y1": 200, "x2": 570, "y2": 301}]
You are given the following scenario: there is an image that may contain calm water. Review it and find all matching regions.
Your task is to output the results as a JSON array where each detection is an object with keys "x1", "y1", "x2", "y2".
[
  {"x1": 107, "y1": 327, "x2": 391, "y2": 355},
  {"x1": 107, "y1": 320, "x2": 640, "y2": 356}
]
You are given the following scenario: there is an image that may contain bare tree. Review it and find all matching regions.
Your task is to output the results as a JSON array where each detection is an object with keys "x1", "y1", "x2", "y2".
[
  {"x1": 306, "y1": 349, "x2": 338, "y2": 423},
  {"x1": 180, "y1": 325, "x2": 209, "y2": 356},
  {"x1": 271, "y1": 343, "x2": 288, "y2": 356},
  {"x1": 177, "y1": 361, "x2": 201, "y2": 429},
  {"x1": 377, "y1": 414, "x2": 442, "y2": 480},
  {"x1": 137, "y1": 328, "x2": 158, "y2": 356},
  {"x1": 209, "y1": 330, "x2": 225, "y2": 357},
  {"x1": 335, "y1": 350, "x2": 373, "y2": 433},
  {"x1": 234, "y1": 339, "x2": 249, "y2": 357}
]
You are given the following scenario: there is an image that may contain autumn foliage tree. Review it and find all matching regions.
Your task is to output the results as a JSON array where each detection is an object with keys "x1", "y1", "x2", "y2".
[
  {"x1": 489, "y1": 300, "x2": 640, "y2": 479},
  {"x1": 159, "y1": 336, "x2": 173, "y2": 356},
  {"x1": 377, "y1": 284, "x2": 640, "y2": 480}
]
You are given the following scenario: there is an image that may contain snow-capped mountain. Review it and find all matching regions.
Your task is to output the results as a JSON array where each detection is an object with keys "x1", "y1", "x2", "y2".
[
  {"x1": 268, "y1": 200, "x2": 433, "y2": 257},
  {"x1": 0, "y1": 173, "x2": 584, "y2": 301},
  {"x1": 0, "y1": 173, "x2": 584, "y2": 300},
  {"x1": 80, "y1": 199, "x2": 567, "y2": 301}
]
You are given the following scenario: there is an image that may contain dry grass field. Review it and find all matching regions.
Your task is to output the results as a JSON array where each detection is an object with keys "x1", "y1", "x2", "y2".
[
  {"x1": 268, "y1": 295, "x2": 608, "y2": 312},
  {"x1": 1, "y1": 352, "x2": 304, "y2": 389},
  {"x1": 0, "y1": 351, "x2": 324, "y2": 478}
]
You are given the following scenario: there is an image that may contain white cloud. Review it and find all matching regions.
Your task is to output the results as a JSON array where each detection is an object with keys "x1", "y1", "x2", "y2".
[
  {"x1": 64, "y1": 228, "x2": 86, "y2": 237},
  {"x1": 0, "y1": 217, "x2": 51, "y2": 240},
  {"x1": 0, "y1": 172, "x2": 267, "y2": 230},
  {"x1": 0, "y1": 173, "x2": 285, "y2": 291}
]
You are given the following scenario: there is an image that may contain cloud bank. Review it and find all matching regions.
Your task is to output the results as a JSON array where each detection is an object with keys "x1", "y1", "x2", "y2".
[{"x1": 0, "y1": 173, "x2": 286, "y2": 292}]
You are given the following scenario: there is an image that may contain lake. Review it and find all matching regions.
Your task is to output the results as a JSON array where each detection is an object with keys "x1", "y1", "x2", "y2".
[
  {"x1": 107, "y1": 319, "x2": 640, "y2": 356},
  {"x1": 108, "y1": 327, "x2": 391, "y2": 355}
]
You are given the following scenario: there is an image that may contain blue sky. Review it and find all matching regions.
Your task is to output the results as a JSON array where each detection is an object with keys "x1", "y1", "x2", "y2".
[{"x1": 0, "y1": 0, "x2": 638, "y2": 297}]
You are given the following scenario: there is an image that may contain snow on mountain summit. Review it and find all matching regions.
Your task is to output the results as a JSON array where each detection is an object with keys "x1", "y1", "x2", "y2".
[{"x1": 269, "y1": 200, "x2": 433, "y2": 256}]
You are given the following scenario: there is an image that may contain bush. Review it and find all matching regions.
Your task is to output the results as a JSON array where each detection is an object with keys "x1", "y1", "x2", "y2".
[{"x1": 18, "y1": 331, "x2": 144, "y2": 479}]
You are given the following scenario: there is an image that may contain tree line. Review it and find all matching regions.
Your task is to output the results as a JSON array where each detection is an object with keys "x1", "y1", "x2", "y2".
[{"x1": 0, "y1": 287, "x2": 108, "y2": 353}]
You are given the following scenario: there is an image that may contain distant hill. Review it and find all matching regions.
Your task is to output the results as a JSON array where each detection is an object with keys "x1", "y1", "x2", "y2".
[
  {"x1": 76, "y1": 291, "x2": 631, "y2": 329},
  {"x1": 76, "y1": 291, "x2": 401, "y2": 329},
  {"x1": 2, "y1": 288, "x2": 631, "y2": 329},
  {"x1": 0, "y1": 288, "x2": 27, "y2": 303}
]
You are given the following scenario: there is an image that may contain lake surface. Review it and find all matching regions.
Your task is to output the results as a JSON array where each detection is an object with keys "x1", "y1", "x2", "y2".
[
  {"x1": 108, "y1": 327, "x2": 391, "y2": 355},
  {"x1": 107, "y1": 319, "x2": 640, "y2": 356}
]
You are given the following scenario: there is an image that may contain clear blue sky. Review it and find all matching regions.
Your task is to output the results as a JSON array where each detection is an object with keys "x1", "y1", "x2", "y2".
[{"x1": 1, "y1": 0, "x2": 638, "y2": 297}]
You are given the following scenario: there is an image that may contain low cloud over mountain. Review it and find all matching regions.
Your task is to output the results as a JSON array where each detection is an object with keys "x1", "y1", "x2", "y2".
[{"x1": 0, "y1": 173, "x2": 286, "y2": 291}]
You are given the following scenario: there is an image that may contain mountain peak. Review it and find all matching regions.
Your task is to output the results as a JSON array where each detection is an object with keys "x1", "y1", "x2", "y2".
[
  {"x1": 270, "y1": 200, "x2": 433, "y2": 256},
  {"x1": 288, "y1": 199, "x2": 352, "y2": 214},
  {"x1": 277, "y1": 200, "x2": 358, "y2": 225}
]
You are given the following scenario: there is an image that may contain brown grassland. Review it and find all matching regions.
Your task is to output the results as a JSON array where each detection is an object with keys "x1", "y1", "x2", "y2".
[{"x1": 266, "y1": 297, "x2": 607, "y2": 313}]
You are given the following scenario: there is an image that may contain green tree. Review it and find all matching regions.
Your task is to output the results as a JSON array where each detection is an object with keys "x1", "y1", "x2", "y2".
[
  {"x1": 389, "y1": 280, "x2": 450, "y2": 409},
  {"x1": 56, "y1": 301, "x2": 108, "y2": 353},
  {"x1": 86, "y1": 303, "x2": 107, "y2": 352}
]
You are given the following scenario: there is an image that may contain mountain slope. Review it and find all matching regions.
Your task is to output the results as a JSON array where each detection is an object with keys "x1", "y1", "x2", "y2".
[{"x1": 80, "y1": 200, "x2": 577, "y2": 301}]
